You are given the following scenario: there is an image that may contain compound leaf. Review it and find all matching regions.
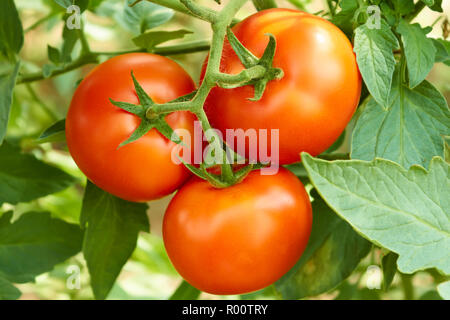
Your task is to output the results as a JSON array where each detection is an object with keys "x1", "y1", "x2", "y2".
[{"x1": 302, "y1": 154, "x2": 450, "y2": 275}]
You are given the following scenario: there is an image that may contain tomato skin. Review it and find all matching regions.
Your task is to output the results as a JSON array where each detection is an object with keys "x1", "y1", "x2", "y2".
[
  {"x1": 66, "y1": 53, "x2": 196, "y2": 202},
  {"x1": 163, "y1": 168, "x2": 312, "y2": 295},
  {"x1": 203, "y1": 8, "x2": 362, "y2": 165}
]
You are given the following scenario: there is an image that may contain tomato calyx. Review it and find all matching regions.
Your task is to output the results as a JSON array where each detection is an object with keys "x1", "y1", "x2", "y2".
[
  {"x1": 109, "y1": 72, "x2": 183, "y2": 148},
  {"x1": 226, "y1": 28, "x2": 284, "y2": 101}
]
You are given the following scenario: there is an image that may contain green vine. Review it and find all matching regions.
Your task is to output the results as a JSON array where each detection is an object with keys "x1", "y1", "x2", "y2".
[{"x1": 111, "y1": 0, "x2": 283, "y2": 188}]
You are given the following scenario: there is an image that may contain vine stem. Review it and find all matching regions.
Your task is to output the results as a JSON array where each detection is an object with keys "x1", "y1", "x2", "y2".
[
  {"x1": 146, "y1": 0, "x2": 252, "y2": 186},
  {"x1": 400, "y1": 273, "x2": 415, "y2": 300},
  {"x1": 16, "y1": 41, "x2": 210, "y2": 85}
]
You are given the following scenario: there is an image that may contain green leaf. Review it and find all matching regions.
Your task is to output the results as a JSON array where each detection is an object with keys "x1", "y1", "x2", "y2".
[
  {"x1": 437, "y1": 281, "x2": 450, "y2": 300},
  {"x1": 301, "y1": 154, "x2": 450, "y2": 275},
  {"x1": 381, "y1": 252, "x2": 398, "y2": 290},
  {"x1": 47, "y1": 45, "x2": 61, "y2": 64},
  {"x1": 169, "y1": 281, "x2": 201, "y2": 300},
  {"x1": 38, "y1": 119, "x2": 66, "y2": 143},
  {"x1": 351, "y1": 72, "x2": 450, "y2": 169},
  {"x1": 275, "y1": 189, "x2": 371, "y2": 299},
  {"x1": 0, "y1": 0, "x2": 24, "y2": 60},
  {"x1": 0, "y1": 141, "x2": 76, "y2": 204},
  {"x1": 433, "y1": 39, "x2": 450, "y2": 65},
  {"x1": 397, "y1": 20, "x2": 436, "y2": 88},
  {"x1": 0, "y1": 211, "x2": 83, "y2": 282},
  {"x1": 133, "y1": 30, "x2": 192, "y2": 51},
  {"x1": 354, "y1": 20, "x2": 399, "y2": 106},
  {"x1": 0, "y1": 276, "x2": 21, "y2": 300},
  {"x1": 422, "y1": 0, "x2": 443, "y2": 12},
  {"x1": 331, "y1": 0, "x2": 358, "y2": 37},
  {"x1": 80, "y1": 181, "x2": 149, "y2": 300},
  {"x1": 120, "y1": 0, "x2": 174, "y2": 34},
  {"x1": 0, "y1": 62, "x2": 20, "y2": 143},
  {"x1": 391, "y1": 0, "x2": 415, "y2": 15}
]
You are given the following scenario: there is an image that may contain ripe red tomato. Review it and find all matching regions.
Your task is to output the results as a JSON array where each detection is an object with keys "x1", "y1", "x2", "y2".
[
  {"x1": 66, "y1": 53, "x2": 196, "y2": 202},
  {"x1": 163, "y1": 168, "x2": 312, "y2": 295},
  {"x1": 203, "y1": 8, "x2": 362, "y2": 165}
]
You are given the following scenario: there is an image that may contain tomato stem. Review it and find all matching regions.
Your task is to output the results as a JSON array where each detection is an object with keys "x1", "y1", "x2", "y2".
[
  {"x1": 16, "y1": 41, "x2": 211, "y2": 85},
  {"x1": 116, "y1": 0, "x2": 283, "y2": 188}
]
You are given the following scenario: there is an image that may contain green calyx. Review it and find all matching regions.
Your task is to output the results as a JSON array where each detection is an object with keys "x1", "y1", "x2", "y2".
[
  {"x1": 110, "y1": 72, "x2": 183, "y2": 148},
  {"x1": 226, "y1": 28, "x2": 284, "y2": 101}
]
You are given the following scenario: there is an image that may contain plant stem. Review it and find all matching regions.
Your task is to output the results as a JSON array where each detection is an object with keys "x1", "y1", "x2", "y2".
[
  {"x1": 252, "y1": 0, "x2": 277, "y2": 11},
  {"x1": 145, "y1": 0, "x2": 240, "y2": 25},
  {"x1": 77, "y1": 21, "x2": 91, "y2": 55},
  {"x1": 25, "y1": 84, "x2": 59, "y2": 121},
  {"x1": 152, "y1": 39, "x2": 210, "y2": 55},
  {"x1": 152, "y1": 0, "x2": 250, "y2": 186},
  {"x1": 17, "y1": 41, "x2": 210, "y2": 85},
  {"x1": 180, "y1": 0, "x2": 218, "y2": 22},
  {"x1": 17, "y1": 53, "x2": 99, "y2": 85},
  {"x1": 400, "y1": 273, "x2": 415, "y2": 300},
  {"x1": 326, "y1": 0, "x2": 336, "y2": 17},
  {"x1": 25, "y1": 12, "x2": 59, "y2": 33}
]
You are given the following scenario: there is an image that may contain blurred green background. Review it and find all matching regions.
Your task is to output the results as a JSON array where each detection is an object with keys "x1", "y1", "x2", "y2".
[{"x1": 4, "y1": 0, "x2": 449, "y2": 300}]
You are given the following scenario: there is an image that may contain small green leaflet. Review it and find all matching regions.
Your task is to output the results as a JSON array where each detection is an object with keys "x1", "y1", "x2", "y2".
[
  {"x1": 351, "y1": 71, "x2": 450, "y2": 169},
  {"x1": 275, "y1": 189, "x2": 371, "y2": 299},
  {"x1": 80, "y1": 182, "x2": 149, "y2": 300},
  {"x1": 38, "y1": 119, "x2": 66, "y2": 143},
  {"x1": 331, "y1": 0, "x2": 358, "y2": 37},
  {"x1": 421, "y1": 0, "x2": 443, "y2": 12},
  {"x1": 390, "y1": 0, "x2": 415, "y2": 15},
  {"x1": 119, "y1": 0, "x2": 174, "y2": 34},
  {"x1": 433, "y1": 39, "x2": 450, "y2": 65},
  {"x1": 0, "y1": 62, "x2": 20, "y2": 143},
  {"x1": 354, "y1": 20, "x2": 399, "y2": 106},
  {"x1": 381, "y1": 252, "x2": 398, "y2": 290},
  {"x1": 397, "y1": 20, "x2": 436, "y2": 88},
  {"x1": 47, "y1": 45, "x2": 61, "y2": 65},
  {"x1": 0, "y1": 141, "x2": 76, "y2": 204},
  {"x1": 133, "y1": 30, "x2": 193, "y2": 52},
  {"x1": 0, "y1": 211, "x2": 84, "y2": 283},
  {"x1": 302, "y1": 153, "x2": 450, "y2": 275}
]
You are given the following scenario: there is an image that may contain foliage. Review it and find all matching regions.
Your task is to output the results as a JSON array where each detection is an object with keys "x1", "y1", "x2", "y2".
[{"x1": 0, "y1": 0, "x2": 448, "y2": 300}]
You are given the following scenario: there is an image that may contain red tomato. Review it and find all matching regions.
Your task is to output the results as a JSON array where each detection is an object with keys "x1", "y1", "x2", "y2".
[
  {"x1": 66, "y1": 53, "x2": 196, "y2": 202},
  {"x1": 163, "y1": 168, "x2": 312, "y2": 295},
  {"x1": 203, "y1": 8, "x2": 362, "y2": 165}
]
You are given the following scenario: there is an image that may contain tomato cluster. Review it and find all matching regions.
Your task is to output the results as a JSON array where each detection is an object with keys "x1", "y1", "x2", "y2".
[{"x1": 66, "y1": 9, "x2": 361, "y2": 295}]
